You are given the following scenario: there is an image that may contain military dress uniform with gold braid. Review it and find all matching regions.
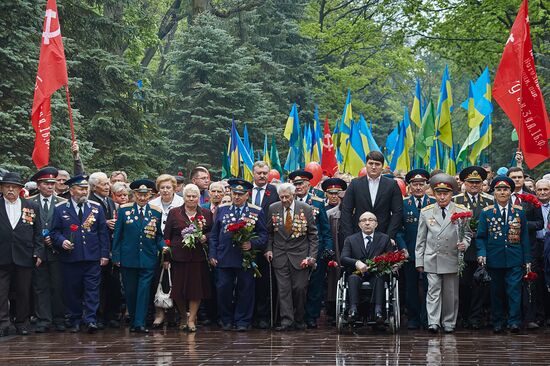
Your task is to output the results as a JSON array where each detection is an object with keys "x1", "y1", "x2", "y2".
[{"x1": 112, "y1": 190, "x2": 164, "y2": 331}]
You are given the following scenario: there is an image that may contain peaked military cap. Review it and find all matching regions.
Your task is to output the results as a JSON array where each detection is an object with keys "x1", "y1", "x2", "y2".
[
  {"x1": 288, "y1": 170, "x2": 313, "y2": 183},
  {"x1": 405, "y1": 169, "x2": 430, "y2": 184},
  {"x1": 321, "y1": 178, "x2": 347, "y2": 193},
  {"x1": 228, "y1": 178, "x2": 253, "y2": 194},
  {"x1": 430, "y1": 173, "x2": 457, "y2": 192},
  {"x1": 65, "y1": 174, "x2": 89, "y2": 187},
  {"x1": 490, "y1": 176, "x2": 515, "y2": 192},
  {"x1": 459, "y1": 166, "x2": 487, "y2": 182},
  {"x1": 30, "y1": 166, "x2": 58, "y2": 183},
  {"x1": 130, "y1": 179, "x2": 155, "y2": 193}
]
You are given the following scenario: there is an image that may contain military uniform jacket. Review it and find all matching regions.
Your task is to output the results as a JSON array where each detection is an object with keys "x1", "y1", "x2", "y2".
[
  {"x1": 29, "y1": 194, "x2": 66, "y2": 261},
  {"x1": 209, "y1": 203, "x2": 268, "y2": 268},
  {"x1": 111, "y1": 203, "x2": 164, "y2": 269},
  {"x1": 0, "y1": 198, "x2": 45, "y2": 267},
  {"x1": 453, "y1": 192, "x2": 493, "y2": 262},
  {"x1": 415, "y1": 202, "x2": 472, "y2": 274},
  {"x1": 396, "y1": 194, "x2": 436, "y2": 258},
  {"x1": 267, "y1": 200, "x2": 319, "y2": 270},
  {"x1": 476, "y1": 202, "x2": 531, "y2": 268},
  {"x1": 300, "y1": 193, "x2": 333, "y2": 258},
  {"x1": 50, "y1": 199, "x2": 110, "y2": 262}
]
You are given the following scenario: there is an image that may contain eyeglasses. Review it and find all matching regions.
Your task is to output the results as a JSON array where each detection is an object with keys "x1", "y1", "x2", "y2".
[{"x1": 359, "y1": 218, "x2": 377, "y2": 223}]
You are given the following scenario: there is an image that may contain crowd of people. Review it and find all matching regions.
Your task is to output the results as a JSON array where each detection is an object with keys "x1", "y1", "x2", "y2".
[{"x1": 0, "y1": 146, "x2": 548, "y2": 336}]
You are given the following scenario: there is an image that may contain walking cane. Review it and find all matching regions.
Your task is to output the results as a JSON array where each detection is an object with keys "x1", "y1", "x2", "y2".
[{"x1": 269, "y1": 259, "x2": 273, "y2": 329}]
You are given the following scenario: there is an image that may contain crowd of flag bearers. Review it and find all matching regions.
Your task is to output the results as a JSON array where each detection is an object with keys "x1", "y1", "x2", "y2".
[{"x1": 0, "y1": 156, "x2": 548, "y2": 336}]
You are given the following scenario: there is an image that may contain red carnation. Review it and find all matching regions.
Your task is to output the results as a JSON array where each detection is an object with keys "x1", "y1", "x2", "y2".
[
  {"x1": 451, "y1": 211, "x2": 473, "y2": 223},
  {"x1": 197, "y1": 215, "x2": 204, "y2": 221},
  {"x1": 523, "y1": 271, "x2": 538, "y2": 281},
  {"x1": 327, "y1": 260, "x2": 338, "y2": 268},
  {"x1": 189, "y1": 216, "x2": 195, "y2": 222},
  {"x1": 70, "y1": 224, "x2": 79, "y2": 232},
  {"x1": 517, "y1": 193, "x2": 542, "y2": 208},
  {"x1": 265, "y1": 190, "x2": 271, "y2": 197},
  {"x1": 164, "y1": 239, "x2": 171, "y2": 247}
]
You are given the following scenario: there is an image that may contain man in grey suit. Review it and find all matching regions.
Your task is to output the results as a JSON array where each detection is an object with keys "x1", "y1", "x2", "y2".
[
  {"x1": 340, "y1": 211, "x2": 393, "y2": 323},
  {"x1": 265, "y1": 183, "x2": 318, "y2": 331},
  {"x1": 29, "y1": 167, "x2": 66, "y2": 333},
  {"x1": 416, "y1": 173, "x2": 472, "y2": 334}
]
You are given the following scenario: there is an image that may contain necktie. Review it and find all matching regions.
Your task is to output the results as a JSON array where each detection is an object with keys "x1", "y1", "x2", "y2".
[
  {"x1": 139, "y1": 207, "x2": 144, "y2": 220},
  {"x1": 514, "y1": 195, "x2": 521, "y2": 206},
  {"x1": 77, "y1": 203, "x2": 83, "y2": 222},
  {"x1": 365, "y1": 235, "x2": 372, "y2": 250},
  {"x1": 236, "y1": 207, "x2": 242, "y2": 218},
  {"x1": 254, "y1": 187, "x2": 262, "y2": 206},
  {"x1": 441, "y1": 207, "x2": 446, "y2": 219},
  {"x1": 471, "y1": 195, "x2": 477, "y2": 205},
  {"x1": 285, "y1": 207, "x2": 293, "y2": 232},
  {"x1": 417, "y1": 198, "x2": 422, "y2": 211},
  {"x1": 502, "y1": 207, "x2": 506, "y2": 223},
  {"x1": 43, "y1": 198, "x2": 49, "y2": 213}
]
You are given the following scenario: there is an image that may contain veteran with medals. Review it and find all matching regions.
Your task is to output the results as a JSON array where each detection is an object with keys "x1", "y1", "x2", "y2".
[
  {"x1": 112, "y1": 179, "x2": 166, "y2": 333},
  {"x1": 415, "y1": 173, "x2": 471, "y2": 334},
  {"x1": 477, "y1": 176, "x2": 531, "y2": 334},
  {"x1": 396, "y1": 169, "x2": 434, "y2": 329},
  {"x1": 453, "y1": 166, "x2": 493, "y2": 329},
  {"x1": 50, "y1": 175, "x2": 110, "y2": 333}
]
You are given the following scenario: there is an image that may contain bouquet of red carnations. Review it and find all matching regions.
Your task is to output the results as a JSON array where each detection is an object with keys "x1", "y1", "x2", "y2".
[
  {"x1": 227, "y1": 219, "x2": 261, "y2": 277},
  {"x1": 451, "y1": 211, "x2": 473, "y2": 277},
  {"x1": 354, "y1": 250, "x2": 407, "y2": 276}
]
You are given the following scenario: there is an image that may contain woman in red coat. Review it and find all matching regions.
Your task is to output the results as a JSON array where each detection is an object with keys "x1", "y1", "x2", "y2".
[{"x1": 164, "y1": 184, "x2": 212, "y2": 332}]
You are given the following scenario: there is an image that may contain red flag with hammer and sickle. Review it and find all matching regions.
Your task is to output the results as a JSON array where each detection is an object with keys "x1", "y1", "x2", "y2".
[
  {"x1": 321, "y1": 115, "x2": 338, "y2": 177},
  {"x1": 493, "y1": 0, "x2": 550, "y2": 169},
  {"x1": 31, "y1": 0, "x2": 69, "y2": 168}
]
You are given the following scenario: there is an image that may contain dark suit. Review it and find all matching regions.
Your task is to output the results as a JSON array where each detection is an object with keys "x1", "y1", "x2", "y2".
[
  {"x1": 341, "y1": 175, "x2": 403, "y2": 240},
  {"x1": 0, "y1": 198, "x2": 44, "y2": 328},
  {"x1": 88, "y1": 193, "x2": 121, "y2": 326},
  {"x1": 252, "y1": 183, "x2": 280, "y2": 325},
  {"x1": 50, "y1": 199, "x2": 110, "y2": 326},
  {"x1": 29, "y1": 194, "x2": 66, "y2": 328},
  {"x1": 341, "y1": 231, "x2": 392, "y2": 309}
]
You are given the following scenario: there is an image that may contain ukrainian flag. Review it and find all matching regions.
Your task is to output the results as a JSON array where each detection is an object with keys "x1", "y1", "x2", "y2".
[
  {"x1": 343, "y1": 119, "x2": 365, "y2": 176},
  {"x1": 229, "y1": 119, "x2": 239, "y2": 177},
  {"x1": 359, "y1": 114, "x2": 381, "y2": 154},
  {"x1": 338, "y1": 90, "x2": 353, "y2": 165},
  {"x1": 283, "y1": 103, "x2": 302, "y2": 172},
  {"x1": 435, "y1": 65, "x2": 454, "y2": 148},
  {"x1": 410, "y1": 79, "x2": 423, "y2": 128},
  {"x1": 263, "y1": 134, "x2": 271, "y2": 168}
]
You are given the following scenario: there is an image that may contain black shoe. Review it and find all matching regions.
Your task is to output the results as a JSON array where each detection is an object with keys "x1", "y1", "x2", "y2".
[
  {"x1": 257, "y1": 320, "x2": 269, "y2": 329},
  {"x1": 428, "y1": 324, "x2": 439, "y2": 334},
  {"x1": 69, "y1": 324, "x2": 81, "y2": 333},
  {"x1": 510, "y1": 324, "x2": 520, "y2": 333},
  {"x1": 109, "y1": 320, "x2": 120, "y2": 328},
  {"x1": 0, "y1": 328, "x2": 8, "y2": 337},
  {"x1": 349, "y1": 308, "x2": 358, "y2": 321},
  {"x1": 130, "y1": 326, "x2": 136, "y2": 333},
  {"x1": 54, "y1": 324, "x2": 66, "y2": 332},
  {"x1": 375, "y1": 312, "x2": 384, "y2": 325},
  {"x1": 470, "y1": 323, "x2": 480, "y2": 330},
  {"x1": 151, "y1": 322, "x2": 164, "y2": 329},
  {"x1": 201, "y1": 319, "x2": 212, "y2": 326},
  {"x1": 16, "y1": 327, "x2": 29, "y2": 336},
  {"x1": 275, "y1": 324, "x2": 294, "y2": 331},
  {"x1": 294, "y1": 322, "x2": 306, "y2": 331},
  {"x1": 35, "y1": 325, "x2": 49, "y2": 333},
  {"x1": 443, "y1": 326, "x2": 455, "y2": 334},
  {"x1": 306, "y1": 320, "x2": 317, "y2": 329},
  {"x1": 135, "y1": 326, "x2": 149, "y2": 334},
  {"x1": 493, "y1": 325, "x2": 503, "y2": 334},
  {"x1": 96, "y1": 322, "x2": 105, "y2": 330},
  {"x1": 526, "y1": 322, "x2": 539, "y2": 330},
  {"x1": 235, "y1": 325, "x2": 249, "y2": 332},
  {"x1": 221, "y1": 323, "x2": 233, "y2": 331},
  {"x1": 87, "y1": 323, "x2": 98, "y2": 334}
]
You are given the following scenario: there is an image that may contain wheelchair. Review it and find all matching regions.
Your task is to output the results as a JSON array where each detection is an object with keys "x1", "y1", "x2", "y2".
[{"x1": 335, "y1": 269, "x2": 400, "y2": 333}]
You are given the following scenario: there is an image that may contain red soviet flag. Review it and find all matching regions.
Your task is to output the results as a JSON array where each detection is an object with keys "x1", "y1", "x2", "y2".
[
  {"x1": 493, "y1": 0, "x2": 550, "y2": 169},
  {"x1": 31, "y1": 0, "x2": 69, "y2": 168},
  {"x1": 321, "y1": 115, "x2": 338, "y2": 177}
]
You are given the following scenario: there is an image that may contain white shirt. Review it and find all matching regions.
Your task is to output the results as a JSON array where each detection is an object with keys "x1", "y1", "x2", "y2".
[
  {"x1": 72, "y1": 199, "x2": 83, "y2": 216},
  {"x1": 39, "y1": 194, "x2": 53, "y2": 211},
  {"x1": 537, "y1": 202, "x2": 550, "y2": 239},
  {"x1": 498, "y1": 204, "x2": 507, "y2": 221},
  {"x1": 252, "y1": 184, "x2": 266, "y2": 205},
  {"x1": 368, "y1": 176, "x2": 381, "y2": 206},
  {"x1": 149, "y1": 194, "x2": 184, "y2": 233},
  {"x1": 284, "y1": 201, "x2": 296, "y2": 224},
  {"x1": 363, "y1": 233, "x2": 373, "y2": 250},
  {"x1": 5, "y1": 198, "x2": 22, "y2": 229},
  {"x1": 468, "y1": 193, "x2": 478, "y2": 204}
]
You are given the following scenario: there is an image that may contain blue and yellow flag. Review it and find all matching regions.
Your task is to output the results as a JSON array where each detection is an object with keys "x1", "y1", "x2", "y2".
[
  {"x1": 338, "y1": 90, "x2": 353, "y2": 166},
  {"x1": 435, "y1": 65, "x2": 453, "y2": 147},
  {"x1": 410, "y1": 79, "x2": 423, "y2": 128},
  {"x1": 229, "y1": 119, "x2": 239, "y2": 177},
  {"x1": 343, "y1": 119, "x2": 366, "y2": 176},
  {"x1": 359, "y1": 114, "x2": 381, "y2": 155},
  {"x1": 312, "y1": 105, "x2": 322, "y2": 162},
  {"x1": 237, "y1": 134, "x2": 254, "y2": 181},
  {"x1": 284, "y1": 103, "x2": 302, "y2": 172},
  {"x1": 263, "y1": 134, "x2": 271, "y2": 168}
]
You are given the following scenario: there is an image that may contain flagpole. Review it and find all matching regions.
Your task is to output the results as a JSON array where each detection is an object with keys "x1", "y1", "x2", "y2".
[{"x1": 64, "y1": 85, "x2": 76, "y2": 143}]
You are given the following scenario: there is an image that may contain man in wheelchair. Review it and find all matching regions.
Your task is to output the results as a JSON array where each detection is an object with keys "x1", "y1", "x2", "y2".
[{"x1": 340, "y1": 211, "x2": 393, "y2": 324}]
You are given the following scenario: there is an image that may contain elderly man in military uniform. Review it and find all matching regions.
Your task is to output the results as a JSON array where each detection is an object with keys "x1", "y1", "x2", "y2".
[
  {"x1": 29, "y1": 167, "x2": 67, "y2": 333},
  {"x1": 477, "y1": 176, "x2": 531, "y2": 334},
  {"x1": 322, "y1": 178, "x2": 347, "y2": 210},
  {"x1": 209, "y1": 178, "x2": 267, "y2": 331},
  {"x1": 416, "y1": 173, "x2": 471, "y2": 334},
  {"x1": 453, "y1": 166, "x2": 493, "y2": 329},
  {"x1": 289, "y1": 170, "x2": 334, "y2": 329},
  {"x1": 112, "y1": 179, "x2": 166, "y2": 334},
  {"x1": 396, "y1": 169, "x2": 435, "y2": 330},
  {"x1": 50, "y1": 175, "x2": 110, "y2": 333}
]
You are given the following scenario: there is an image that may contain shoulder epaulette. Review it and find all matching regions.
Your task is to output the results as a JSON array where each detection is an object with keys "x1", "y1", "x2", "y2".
[
  {"x1": 28, "y1": 194, "x2": 39, "y2": 200},
  {"x1": 55, "y1": 197, "x2": 67, "y2": 203},
  {"x1": 483, "y1": 205, "x2": 494, "y2": 211},
  {"x1": 453, "y1": 193, "x2": 464, "y2": 199},
  {"x1": 421, "y1": 203, "x2": 435, "y2": 212},
  {"x1": 481, "y1": 192, "x2": 494, "y2": 199},
  {"x1": 218, "y1": 202, "x2": 231, "y2": 208},
  {"x1": 55, "y1": 201, "x2": 68, "y2": 207},
  {"x1": 248, "y1": 203, "x2": 261, "y2": 210},
  {"x1": 149, "y1": 204, "x2": 162, "y2": 213},
  {"x1": 311, "y1": 196, "x2": 324, "y2": 203},
  {"x1": 121, "y1": 203, "x2": 133, "y2": 208},
  {"x1": 455, "y1": 203, "x2": 468, "y2": 210},
  {"x1": 88, "y1": 200, "x2": 100, "y2": 206},
  {"x1": 513, "y1": 205, "x2": 523, "y2": 210}
]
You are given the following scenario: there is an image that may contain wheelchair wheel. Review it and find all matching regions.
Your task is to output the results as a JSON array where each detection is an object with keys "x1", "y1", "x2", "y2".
[
  {"x1": 335, "y1": 275, "x2": 347, "y2": 333},
  {"x1": 388, "y1": 275, "x2": 400, "y2": 333}
]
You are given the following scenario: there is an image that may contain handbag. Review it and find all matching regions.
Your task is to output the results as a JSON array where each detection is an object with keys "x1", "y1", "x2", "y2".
[
  {"x1": 473, "y1": 264, "x2": 491, "y2": 285},
  {"x1": 154, "y1": 267, "x2": 173, "y2": 309}
]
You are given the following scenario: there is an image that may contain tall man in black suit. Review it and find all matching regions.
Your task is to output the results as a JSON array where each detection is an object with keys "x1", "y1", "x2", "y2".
[
  {"x1": 251, "y1": 161, "x2": 280, "y2": 328},
  {"x1": 29, "y1": 167, "x2": 66, "y2": 333},
  {"x1": 88, "y1": 172, "x2": 121, "y2": 329},
  {"x1": 341, "y1": 151, "x2": 403, "y2": 242},
  {"x1": 0, "y1": 172, "x2": 44, "y2": 336},
  {"x1": 340, "y1": 211, "x2": 392, "y2": 322}
]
